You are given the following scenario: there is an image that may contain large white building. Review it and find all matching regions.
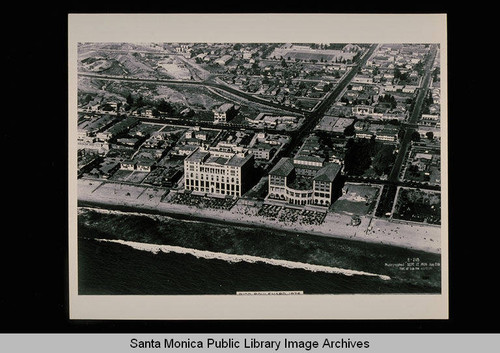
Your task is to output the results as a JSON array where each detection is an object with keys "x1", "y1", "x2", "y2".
[
  {"x1": 183, "y1": 147, "x2": 254, "y2": 197},
  {"x1": 213, "y1": 103, "x2": 237, "y2": 123},
  {"x1": 267, "y1": 157, "x2": 342, "y2": 207}
]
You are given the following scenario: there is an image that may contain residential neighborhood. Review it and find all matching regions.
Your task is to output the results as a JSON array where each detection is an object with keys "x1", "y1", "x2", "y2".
[{"x1": 77, "y1": 42, "x2": 441, "y2": 230}]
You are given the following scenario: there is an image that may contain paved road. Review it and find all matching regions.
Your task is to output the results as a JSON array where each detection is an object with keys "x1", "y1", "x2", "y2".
[
  {"x1": 279, "y1": 44, "x2": 378, "y2": 156},
  {"x1": 387, "y1": 44, "x2": 439, "y2": 183},
  {"x1": 372, "y1": 44, "x2": 440, "y2": 218}
]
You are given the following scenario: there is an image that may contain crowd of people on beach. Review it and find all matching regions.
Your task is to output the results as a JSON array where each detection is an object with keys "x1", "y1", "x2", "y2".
[
  {"x1": 257, "y1": 204, "x2": 326, "y2": 226},
  {"x1": 169, "y1": 193, "x2": 237, "y2": 210}
]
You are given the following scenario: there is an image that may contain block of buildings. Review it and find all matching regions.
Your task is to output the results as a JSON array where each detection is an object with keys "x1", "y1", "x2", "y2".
[
  {"x1": 267, "y1": 156, "x2": 342, "y2": 207},
  {"x1": 183, "y1": 147, "x2": 254, "y2": 197},
  {"x1": 249, "y1": 142, "x2": 277, "y2": 161}
]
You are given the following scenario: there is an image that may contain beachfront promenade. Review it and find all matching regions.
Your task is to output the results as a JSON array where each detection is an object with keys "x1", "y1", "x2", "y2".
[{"x1": 76, "y1": 179, "x2": 441, "y2": 254}]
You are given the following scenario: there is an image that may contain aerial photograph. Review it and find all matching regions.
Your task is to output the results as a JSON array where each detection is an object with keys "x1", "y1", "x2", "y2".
[{"x1": 75, "y1": 41, "x2": 443, "y2": 297}]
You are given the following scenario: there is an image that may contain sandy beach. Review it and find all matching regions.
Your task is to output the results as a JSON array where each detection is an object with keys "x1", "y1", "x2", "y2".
[{"x1": 76, "y1": 179, "x2": 442, "y2": 254}]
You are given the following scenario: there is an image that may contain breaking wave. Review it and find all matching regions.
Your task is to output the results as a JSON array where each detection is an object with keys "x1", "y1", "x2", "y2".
[
  {"x1": 94, "y1": 238, "x2": 391, "y2": 281},
  {"x1": 78, "y1": 206, "x2": 204, "y2": 225}
]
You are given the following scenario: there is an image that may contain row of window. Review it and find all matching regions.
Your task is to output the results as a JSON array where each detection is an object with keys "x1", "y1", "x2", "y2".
[
  {"x1": 314, "y1": 192, "x2": 330, "y2": 199},
  {"x1": 199, "y1": 166, "x2": 238, "y2": 175},
  {"x1": 185, "y1": 179, "x2": 240, "y2": 191},
  {"x1": 314, "y1": 184, "x2": 330, "y2": 192},
  {"x1": 269, "y1": 186, "x2": 285, "y2": 193},
  {"x1": 269, "y1": 179, "x2": 285, "y2": 186},
  {"x1": 268, "y1": 194, "x2": 331, "y2": 206},
  {"x1": 188, "y1": 173, "x2": 239, "y2": 183},
  {"x1": 269, "y1": 187, "x2": 330, "y2": 199},
  {"x1": 286, "y1": 190, "x2": 313, "y2": 198},
  {"x1": 185, "y1": 185, "x2": 240, "y2": 196}
]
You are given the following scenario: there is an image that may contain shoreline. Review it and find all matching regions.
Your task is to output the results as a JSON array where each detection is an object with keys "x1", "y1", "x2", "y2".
[
  {"x1": 76, "y1": 179, "x2": 442, "y2": 254},
  {"x1": 78, "y1": 200, "x2": 401, "y2": 253}
]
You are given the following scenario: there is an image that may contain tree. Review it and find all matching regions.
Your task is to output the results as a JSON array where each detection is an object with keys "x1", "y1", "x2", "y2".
[
  {"x1": 432, "y1": 67, "x2": 440, "y2": 81},
  {"x1": 83, "y1": 94, "x2": 93, "y2": 104},
  {"x1": 126, "y1": 93, "x2": 134, "y2": 106},
  {"x1": 343, "y1": 140, "x2": 372, "y2": 176},
  {"x1": 372, "y1": 145, "x2": 396, "y2": 175},
  {"x1": 135, "y1": 96, "x2": 145, "y2": 108},
  {"x1": 157, "y1": 99, "x2": 173, "y2": 114},
  {"x1": 343, "y1": 122, "x2": 355, "y2": 137},
  {"x1": 426, "y1": 131, "x2": 434, "y2": 140},
  {"x1": 411, "y1": 130, "x2": 421, "y2": 142}
]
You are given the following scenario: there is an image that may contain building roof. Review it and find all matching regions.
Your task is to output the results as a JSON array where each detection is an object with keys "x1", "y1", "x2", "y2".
[
  {"x1": 185, "y1": 147, "x2": 253, "y2": 168},
  {"x1": 294, "y1": 154, "x2": 325, "y2": 164},
  {"x1": 105, "y1": 117, "x2": 139, "y2": 135},
  {"x1": 269, "y1": 158, "x2": 295, "y2": 177},
  {"x1": 226, "y1": 153, "x2": 253, "y2": 167},
  {"x1": 136, "y1": 159, "x2": 155, "y2": 166},
  {"x1": 185, "y1": 149, "x2": 210, "y2": 163},
  {"x1": 206, "y1": 155, "x2": 229, "y2": 165},
  {"x1": 214, "y1": 103, "x2": 234, "y2": 113},
  {"x1": 313, "y1": 163, "x2": 342, "y2": 182},
  {"x1": 78, "y1": 115, "x2": 116, "y2": 132},
  {"x1": 251, "y1": 142, "x2": 275, "y2": 151}
]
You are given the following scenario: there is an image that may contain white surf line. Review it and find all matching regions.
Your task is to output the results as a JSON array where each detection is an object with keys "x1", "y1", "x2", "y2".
[
  {"x1": 95, "y1": 238, "x2": 391, "y2": 281},
  {"x1": 78, "y1": 206, "x2": 204, "y2": 224}
]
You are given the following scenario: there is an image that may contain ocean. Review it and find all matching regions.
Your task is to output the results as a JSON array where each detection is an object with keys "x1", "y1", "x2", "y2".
[{"x1": 77, "y1": 207, "x2": 441, "y2": 295}]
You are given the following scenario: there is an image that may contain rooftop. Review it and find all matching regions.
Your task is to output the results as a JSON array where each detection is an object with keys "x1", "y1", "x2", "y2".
[
  {"x1": 214, "y1": 103, "x2": 234, "y2": 113},
  {"x1": 185, "y1": 149, "x2": 210, "y2": 163},
  {"x1": 105, "y1": 117, "x2": 139, "y2": 134},
  {"x1": 269, "y1": 158, "x2": 295, "y2": 177},
  {"x1": 294, "y1": 154, "x2": 325, "y2": 164},
  {"x1": 206, "y1": 155, "x2": 229, "y2": 165},
  {"x1": 313, "y1": 163, "x2": 342, "y2": 183},
  {"x1": 185, "y1": 148, "x2": 253, "y2": 167}
]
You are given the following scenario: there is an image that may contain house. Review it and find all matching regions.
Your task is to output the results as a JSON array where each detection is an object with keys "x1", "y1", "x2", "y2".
[
  {"x1": 353, "y1": 74, "x2": 373, "y2": 84},
  {"x1": 353, "y1": 105, "x2": 375, "y2": 116},
  {"x1": 120, "y1": 159, "x2": 136, "y2": 171},
  {"x1": 175, "y1": 145, "x2": 199, "y2": 156},
  {"x1": 402, "y1": 85, "x2": 418, "y2": 94},
  {"x1": 249, "y1": 143, "x2": 277, "y2": 161},
  {"x1": 375, "y1": 125, "x2": 399, "y2": 142},
  {"x1": 96, "y1": 117, "x2": 139, "y2": 141},
  {"x1": 420, "y1": 114, "x2": 440, "y2": 127},
  {"x1": 215, "y1": 55, "x2": 233, "y2": 66},
  {"x1": 136, "y1": 159, "x2": 156, "y2": 172}
]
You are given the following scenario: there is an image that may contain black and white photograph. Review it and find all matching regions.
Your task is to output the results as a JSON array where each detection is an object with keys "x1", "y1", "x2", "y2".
[{"x1": 68, "y1": 14, "x2": 448, "y2": 320}]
